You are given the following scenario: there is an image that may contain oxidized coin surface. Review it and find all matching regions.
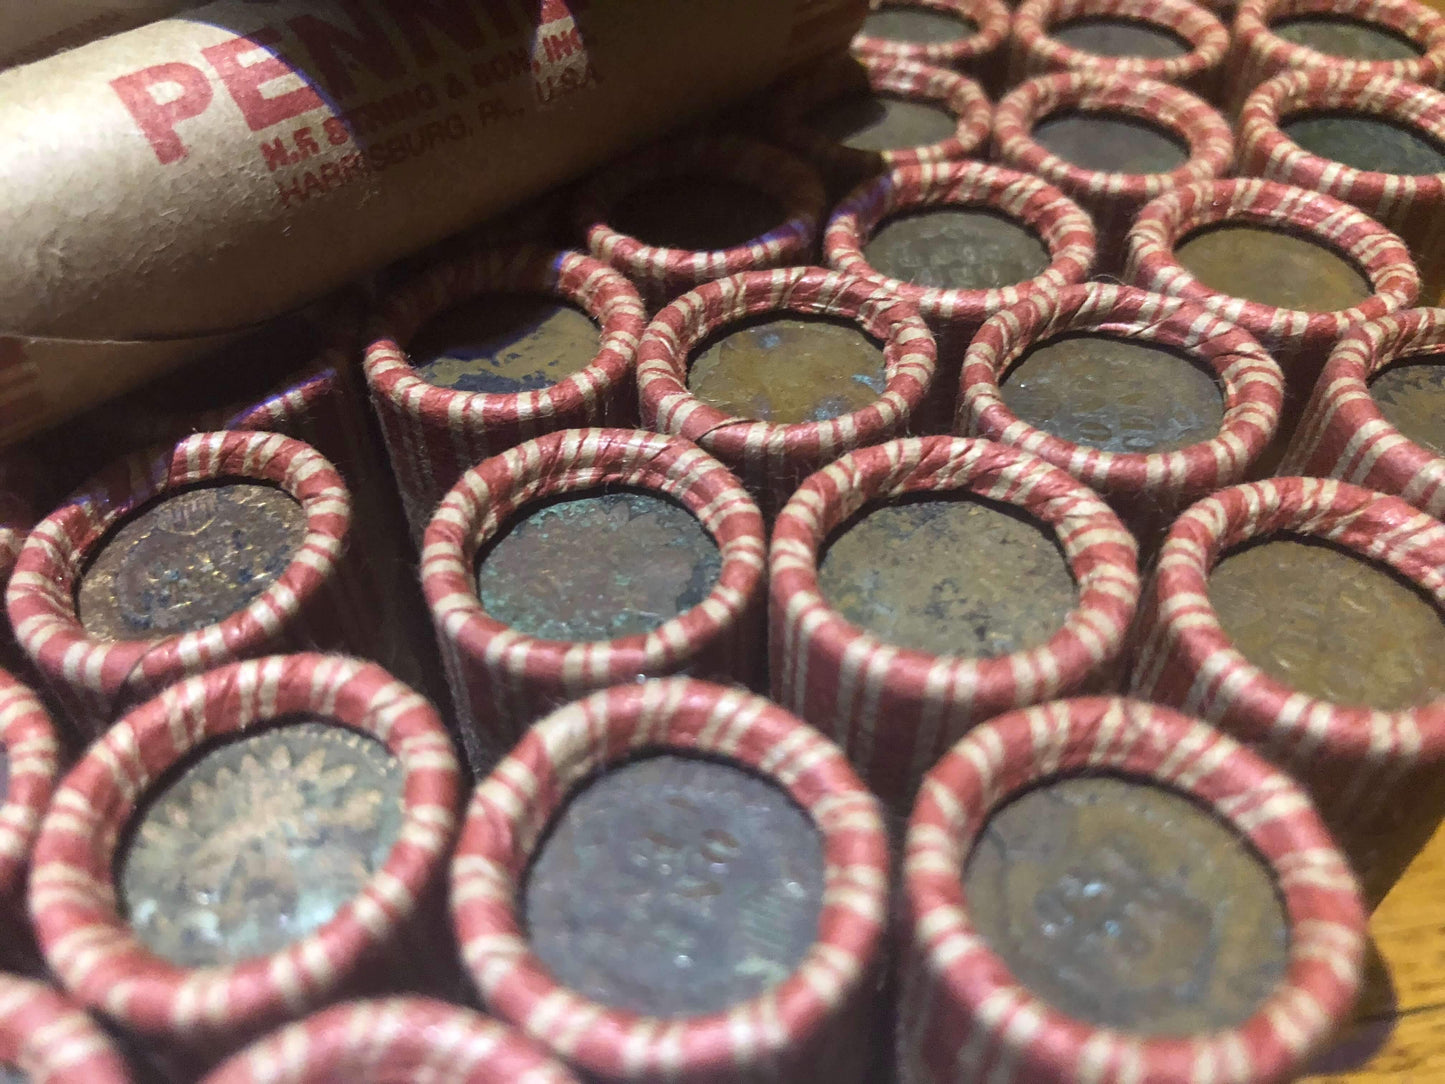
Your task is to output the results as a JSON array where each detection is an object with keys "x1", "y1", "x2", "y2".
[
  {"x1": 1032, "y1": 110, "x2": 1190, "y2": 175},
  {"x1": 1369, "y1": 355, "x2": 1445, "y2": 454},
  {"x1": 119, "y1": 719, "x2": 405, "y2": 968},
  {"x1": 863, "y1": 208, "x2": 1051, "y2": 290},
  {"x1": 1209, "y1": 535, "x2": 1445, "y2": 709},
  {"x1": 862, "y1": 6, "x2": 976, "y2": 43},
  {"x1": 964, "y1": 774, "x2": 1289, "y2": 1035},
  {"x1": 77, "y1": 483, "x2": 308, "y2": 641},
  {"x1": 475, "y1": 489, "x2": 722, "y2": 643},
  {"x1": 687, "y1": 317, "x2": 888, "y2": 424},
  {"x1": 1051, "y1": 16, "x2": 1190, "y2": 59},
  {"x1": 410, "y1": 295, "x2": 601, "y2": 394},
  {"x1": 806, "y1": 92, "x2": 959, "y2": 153},
  {"x1": 1271, "y1": 15, "x2": 1424, "y2": 60},
  {"x1": 1001, "y1": 333, "x2": 1224, "y2": 454},
  {"x1": 1281, "y1": 111, "x2": 1445, "y2": 176},
  {"x1": 606, "y1": 178, "x2": 786, "y2": 253},
  {"x1": 524, "y1": 753, "x2": 825, "y2": 1017},
  {"x1": 1175, "y1": 225, "x2": 1373, "y2": 312},
  {"x1": 818, "y1": 494, "x2": 1077, "y2": 657}
]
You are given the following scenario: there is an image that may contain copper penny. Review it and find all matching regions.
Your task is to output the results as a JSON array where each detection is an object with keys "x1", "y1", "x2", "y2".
[
  {"x1": 1175, "y1": 224, "x2": 1373, "y2": 312},
  {"x1": 606, "y1": 177, "x2": 787, "y2": 253},
  {"x1": 77, "y1": 482, "x2": 308, "y2": 642},
  {"x1": 806, "y1": 92, "x2": 959, "y2": 153},
  {"x1": 1271, "y1": 15, "x2": 1423, "y2": 61},
  {"x1": 965, "y1": 774, "x2": 1289, "y2": 1035},
  {"x1": 1282, "y1": 111, "x2": 1445, "y2": 176},
  {"x1": 818, "y1": 493, "x2": 1077, "y2": 657},
  {"x1": 863, "y1": 207, "x2": 1051, "y2": 291},
  {"x1": 523, "y1": 753, "x2": 824, "y2": 1017},
  {"x1": 1369, "y1": 354, "x2": 1445, "y2": 454},
  {"x1": 862, "y1": 6, "x2": 976, "y2": 43},
  {"x1": 1051, "y1": 16, "x2": 1190, "y2": 59},
  {"x1": 475, "y1": 489, "x2": 722, "y2": 644},
  {"x1": 119, "y1": 719, "x2": 405, "y2": 968},
  {"x1": 410, "y1": 295, "x2": 601, "y2": 394},
  {"x1": 1032, "y1": 110, "x2": 1190, "y2": 175},
  {"x1": 1209, "y1": 535, "x2": 1445, "y2": 709}
]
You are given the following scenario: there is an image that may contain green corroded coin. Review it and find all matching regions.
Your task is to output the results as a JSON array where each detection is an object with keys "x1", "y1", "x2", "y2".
[
  {"x1": 863, "y1": 208, "x2": 1051, "y2": 290},
  {"x1": 607, "y1": 178, "x2": 787, "y2": 252},
  {"x1": 1032, "y1": 110, "x2": 1190, "y2": 175},
  {"x1": 862, "y1": 6, "x2": 976, "y2": 43},
  {"x1": 1051, "y1": 16, "x2": 1190, "y2": 59},
  {"x1": 410, "y1": 295, "x2": 601, "y2": 395},
  {"x1": 806, "y1": 92, "x2": 959, "y2": 153},
  {"x1": 1370, "y1": 355, "x2": 1445, "y2": 454},
  {"x1": 1281, "y1": 111, "x2": 1445, "y2": 176},
  {"x1": 1271, "y1": 15, "x2": 1423, "y2": 60},
  {"x1": 1175, "y1": 224, "x2": 1373, "y2": 312}
]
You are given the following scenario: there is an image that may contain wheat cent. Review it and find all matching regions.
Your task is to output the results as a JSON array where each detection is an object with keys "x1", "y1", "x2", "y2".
[
  {"x1": 818, "y1": 493, "x2": 1077, "y2": 657},
  {"x1": 1032, "y1": 110, "x2": 1190, "y2": 175},
  {"x1": 1051, "y1": 16, "x2": 1191, "y2": 59},
  {"x1": 805, "y1": 92, "x2": 959, "y2": 152},
  {"x1": 523, "y1": 753, "x2": 825, "y2": 1018},
  {"x1": 118, "y1": 719, "x2": 405, "y2": 969},
  {"x1": 1369, "y1": 355, "x2": 1445, "y2": 454},
  {"x1": 606, "y1": 178, "x2": 788, "y2": 253},
  {"x1": 862, "y1": 208, "x2": 1052, "y2": 291},
  {"x1": 76, "y1": 482, "x2": 308, "y2": 641},
  {"x1": 964, "y1": 774, "x2": 1290, "y2": 1034},
  {"x1": 1174, "y1": 225, "x2": 1373, "y2": 312},
  {"x1": 1209, "y1": 535, "x2": 1445, "y2": 709},
  {"x1": 1281, "y1": 111, "x2": 1445, "y2": 176},
  {"x1": 862, "y1": 6, "x2": 977, "y2": 43},
  {"x1": 1271, "y1": 15, "x2": 1424, "y2": 60},
  {"x1": 409, "y1": 295, "x2": 601, "y2": 395}
]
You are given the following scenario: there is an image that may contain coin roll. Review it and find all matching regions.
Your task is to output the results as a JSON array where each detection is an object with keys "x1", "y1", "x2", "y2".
[
  {"x1": 0, "y1": 672, "x2": 58, "y2": 908},
  {"x1": 1131, "y1": 477, "x2": 1445, "y2": 902},
  {"x1": 770, "y1": 436, "x2": 1139, "y2": 809},
  {"x1": 450, "y1": 677, "x2": 890, "y2": 1083},
  {"x1": 958, "y1": 282, "x2": 1284, "y2": 548},
  {"x1": 364, "y1": 245, "x2": 648, "y2": 543},
  {"x1": 0, "y1": 975, "x2": 133, "y2": 1083},
  {"x1": 993, "y1": 72, "x2": 1233, "y2": 273},
  {"x1": 823, "y1": 161, "x2": 1095, "y2": 431},
  {"x1": 900, "y1": 695, "x2": 1367, "y2": 1084},
  {"x1": 849, "y1": 0, "x2": 1013, "y2": 94},
  {"x1": 29, "y1": 654, "x2": 461, "y2": 1069},
  {"x1": 202, "y1": 998, "x2": 580, "y2": 1084}
]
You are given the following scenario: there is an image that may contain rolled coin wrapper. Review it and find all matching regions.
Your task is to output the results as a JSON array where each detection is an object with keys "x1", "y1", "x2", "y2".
[
  {"x1": 958, "y1": 282, "x2": 1284, "y2": 549},
  {"x1": 0, "y1": 672, "x2": 59, "y2": 904},
  {"x1": 29, "y1": 654, "x2": 461, "y2": 1067},
  {"x1": 202, "y1": 998, "x2": 581, "y2": 1084},
  {"x1": 1131, "y1": 477, "x2": 1445, "y2": 902},
  {"x1": 993, "y1": 72, "x2": 1233, "y2": 273},
  {"x1": 574, "y1": 135, "x2": 827, "y2": 310},
  {"x1": 900, "y1": 695, "x2": 1367, "y2": 1084},
  {"x1": 449, "y1": 677, "x2": 890, "y2": 1083},
  {"x1": 824, "y1": 162, "x2": 1095, "y2": 432},
  {"x1": 770, "y1": 436, "x2": 1139, "y2": 809},
  {"x1": 364, "y1": 246, "x2": 647, "y2": 542},
  {"x1": 422, "y1": 428, "x2": 766, "y2": 758},
  {"x1": 636, "y1": 266, "x2": 937, "y2": 516},
  {"x1": 849, "y1": 0, "x2": 1012, "y2": 94},
  {"x1": 0, "y1": 975, "x2": 133, "y2": 1083}
]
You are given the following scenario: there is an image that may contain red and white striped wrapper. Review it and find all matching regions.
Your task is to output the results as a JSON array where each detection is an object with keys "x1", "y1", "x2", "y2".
[
  {"x1": 1229, "y1": 0, "x2": 1445, "y2": 112},
  {"x1": 993, "y1": 72, "x2": 1234, "y2": 272},
  {"x1": 636, "y1": 266, "x2": 938, "y2": 516},
  {"x1": 770, "y1": 436, "x2": 1140, "y2": 809},
  {"x1": 29, "y1": 654, "x2": 461, "y2": 1058},
  {"x1": 0, "y1": 671, "x2": 59, "y2": 910},
  {"x1": 957, "y1": 282, "x2": 1285, "y2": 546},
  {"x1": 849, "y1": 0, "x2": 1013, "y2": 93},
  {"x1": 422, "y1": 428, "x2": 767, "y2": 759},
  {"x1": 823, "y1": 160, "x2": 1096, "y2": 432},
  {"x1": 0, "y1": 975, "x2": 133, "y2": 1083},
  {"x1": 768, "y1": 54, "x2": 992, "y2": 198},
  {"x1": 900, "y1": 695, "x2": 1367, "y2": 1084},
  {"x1": 1130, "y1": 476, "x2": 1445, "y2": 901},
  {"x1": 5, "y1": 431, "x2": 367, "y2": 735},
  {"x1": 364, "y1": 245, "x2": 648, "y2": 543},
  {"x1": 202, "y1": 998, "x2": 580, "y2": 1084},
  {"x1": 1009, "y1": 0, "x2": 1230, "y2": 98},
  {"x1": 450, "y1": 677, "x2": 890, "y2": 1083}
]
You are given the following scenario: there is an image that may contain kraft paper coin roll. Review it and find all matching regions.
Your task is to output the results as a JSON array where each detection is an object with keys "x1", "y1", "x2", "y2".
[
  {"x1": 1131, "y1": 476, "x2": 1445, "y2": 903},
  {"x1": 29, "y1": 654, "x2": 461, "y2": 1070},
  {"x1": 0, "y1": 0, "x2": 866, "y2": 446},
  {"x1": 900, "y1": 696, "x2": 1367, "y2": 1084},
  {"x1": 769, "y1": 435, "x2": 1140, "y2": 810},
  {"x1": 0, "y1": 1, "x2": 202, "y2": 69},
  {"x1": 0, "y1": 975, "x2": 134, "y2": 1083},
  {"x1": 449, "y1": 677, "x2": 890, "y2": 1084},
  {"x1": 848, "y1": 0, "x2": 1012, "y2": 94}
]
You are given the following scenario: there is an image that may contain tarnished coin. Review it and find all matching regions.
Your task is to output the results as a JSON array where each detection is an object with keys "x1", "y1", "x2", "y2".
[
  {"x1": 606, "y1": 178, "x2": 786, "y2": 252},
  {"x1": 1369, "y1": 355, "x2": 1445, "y2": 454},
  {"x1": 1032, "y1": 110, "x2": 1190, "y2": 175},
  {"x1": 1051, "y1": 16, "x2": 1190, "y2": 59},
  {"x1": 1210, "y1": 535, "x2": 1445, "y2": 709},
  {"x1": 119, "y1": 720, "x2": 404, "y2": 968},
  {"x1": 965, "y1": 774, "x2": 1289, "y2": 1035},
  {"x1": 410, "y1": 295, "x2": 601, "y2": 394},
  {"x1": 77, "y1": 483, "x2": 308, "y2": 641},
  {"x1": 523, "y1": 753, "x2": 824, "y2": 1018},
  {"x1": 806, "y1": 93, "x2": 959, "y2": 153},
  {"x1": 863, "y1": 6, "x2": 976, "y2": 43},
  {"x1": 863, "y1": 208, "x2": 1051, "y2": 291},
  {"x1": 1175, "y1": 225, "x2": 1373, "y2": 312},
  {"x1": 818, "y1": 494, "x2": 1077, "y2": 657},
  {"x1": 1001, "y1": 333, "x2": 1224, "y2": 454},
  {"x1": 687, "y1": 316, "x2": 888, "y2": 424},
  {"x1": 1282, "y1": 111, "x2": 1445, "y2": 176},
  {"x1": 1271, "y1": 15, "x2": 1423, "y2": 61},
  {"x1": 476, "y1": 489, "x2": 722, "y2": 643}
]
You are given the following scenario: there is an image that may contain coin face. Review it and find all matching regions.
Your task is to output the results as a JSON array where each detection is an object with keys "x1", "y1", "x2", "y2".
[
  {"x1": 1370, "y1": 355, "x2": 1445, "y2": 454},
  {"x1": 476, "y1": 489, "x2": 722, "y2": 644},
  {"x1": 862, "y1": 6, "x2": 975, "y2": 43},
  {"x1": 410, "y1": 295, "x2": 601, "y2": 395},
  {"x1": 1282, "y1": 112, "x2": 1445, "y2": 176},
  {"x1": 1271, "y1": 15, "x2": 1423, "y2": 60},
  {"x1": 606, "y1": 177, "x2": 786, "y2": 253},
  {"x1": 523, "y1": 753, "x2": 825, "y2": 1018},
  {"x1": 863, "y1": 208, "x2": 1051, "y2": 291},
  {"x1": 1175, "y1": 225, "x2": 1373, "y2": 313},
  {"x1": 1001, "y1": 333, "x2": 1224, "y2": 454},
  {"x1": 687, "y1": 316, "x2": 888, "y2": 424},
  {"x1": 1051, "y1": 16, "x2": 1189, "y2": 59},
  {"x1": 119, "y1": 720, "x2": 405, "y2": 968},
  {"x1": 1032, "y1": 110, "x2": 1190, "y2": 175},
  {"x1": 1209, "y1": 535, "x2": 1445, "y2": 709},
  {"x1": 76, "y1": 483, "x2": 308, "y2": 641},
  {"x1": 818, "y1": 494, "x2": 1077, "y2": 658},
  {"x1": 806, "y1": 92, "x2": 959, "y2": 153},
  {"x1": 964, "y1": 774, "x2": 1289, "y2": 1035}
]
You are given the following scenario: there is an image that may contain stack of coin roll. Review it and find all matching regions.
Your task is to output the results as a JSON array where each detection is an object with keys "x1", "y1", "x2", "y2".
[
  {"x1": 849, "y1": 0, "x2": 1013, "y2": 94},
  {"x1": 0, "y1": 975, "x2": 133, "y2": 1083}
]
